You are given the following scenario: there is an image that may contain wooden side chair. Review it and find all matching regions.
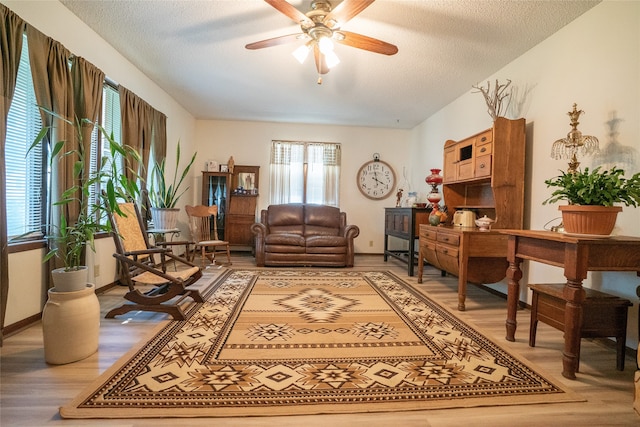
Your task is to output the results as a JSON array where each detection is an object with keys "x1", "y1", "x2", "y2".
[
  {"x1": 185, "y1": 205, "x2": 232, "y2": 267},
  {"x1": 107, "y1": 202, "x2": 204, "y2": 320}
]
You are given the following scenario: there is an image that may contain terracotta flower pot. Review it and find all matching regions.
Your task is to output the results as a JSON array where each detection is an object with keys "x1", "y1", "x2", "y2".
[{"x1": 559, "y1": 205, "x2": 622, "y2": 235}]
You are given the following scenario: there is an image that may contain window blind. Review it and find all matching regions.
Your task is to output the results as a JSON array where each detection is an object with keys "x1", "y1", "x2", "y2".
[{"x1": 5, "y1": 33, "x2": 44, "y2": 240}]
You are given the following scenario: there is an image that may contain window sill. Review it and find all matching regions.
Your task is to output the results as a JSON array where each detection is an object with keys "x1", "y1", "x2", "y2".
[{"x1": 8, "y1": 232, "x2": 111, "y2": 254}]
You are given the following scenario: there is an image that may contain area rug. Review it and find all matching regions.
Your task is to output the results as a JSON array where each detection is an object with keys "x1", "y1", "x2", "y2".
[{"x1": 61, "y1": 269, "x2": 580, "y2": 418}]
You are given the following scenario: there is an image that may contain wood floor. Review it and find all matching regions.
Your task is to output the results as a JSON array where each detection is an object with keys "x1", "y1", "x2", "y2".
[{"x1": 1, "y1": 254, "x2": 638, "y2": 426}]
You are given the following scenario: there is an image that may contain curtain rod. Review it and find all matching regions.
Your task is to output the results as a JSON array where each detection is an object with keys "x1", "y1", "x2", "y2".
[{"x1": 105, "y1": 76, "x2": 119, "y2": 89}]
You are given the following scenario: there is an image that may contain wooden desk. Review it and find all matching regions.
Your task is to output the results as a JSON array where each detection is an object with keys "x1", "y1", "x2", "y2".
[{"x1": 501, "y1": 230, "x2": 640, "y2": 383}]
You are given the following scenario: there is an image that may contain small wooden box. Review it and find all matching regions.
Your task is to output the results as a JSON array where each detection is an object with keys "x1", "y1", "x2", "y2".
[{"x1": 528, "y1": 283, "x2": 632, "y2": 371}]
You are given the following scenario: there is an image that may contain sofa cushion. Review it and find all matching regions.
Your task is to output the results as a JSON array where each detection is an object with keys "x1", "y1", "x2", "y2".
[
  {"x1": 265, "y1": 233, "x2": 306, "y2": 254},
  {"x1": 265, "y1": 244, "x2": 306, "y2": 254},
  {"x1": 304, "y1": 205, "x2": 340, "y2": 236},
  {"x1": 306, "y1": 235, "x2": 347, "y2": 254},
  {"x1": 267, "y1": 204, "x2": 304, "y2": 235},
  {"x1": 306, "y1": 235, "x2": 347, "y2": 247},
  {"x1": 265, "y1": 233, "x2": 306, "y2": 247}
]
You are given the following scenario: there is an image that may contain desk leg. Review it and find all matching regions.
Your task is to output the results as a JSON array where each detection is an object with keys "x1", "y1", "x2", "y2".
[
  {"x1": 417, "y1": 246, "x2": 424, "y2": 284},
  {"x1": 635, "y1": 280, "x2": 640, "y2": 415},
  {"x1": 561, "y1": 280, "x2": 585, "y2": 380},
  {"x1": 383, "y1": 233, "x2": 389, "y2": 262},
  {"x1": 505, "y1": 258, "x2": 522, "y2": 342}
]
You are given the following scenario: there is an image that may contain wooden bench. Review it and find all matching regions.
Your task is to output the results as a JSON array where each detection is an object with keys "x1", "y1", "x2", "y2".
[{"x1": 529, "y1": 283, "x2": 632, "y2": 371}]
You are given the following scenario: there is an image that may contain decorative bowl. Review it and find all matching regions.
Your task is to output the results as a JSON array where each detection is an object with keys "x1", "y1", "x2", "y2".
[{"x1": 475, "y1": 215, "x2": 495, "y2": 231}]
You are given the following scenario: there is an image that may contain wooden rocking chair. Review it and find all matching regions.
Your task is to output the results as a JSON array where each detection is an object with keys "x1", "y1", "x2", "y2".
[{"x1": 106, "y1": 202, "x2": 204, "y2": 320}]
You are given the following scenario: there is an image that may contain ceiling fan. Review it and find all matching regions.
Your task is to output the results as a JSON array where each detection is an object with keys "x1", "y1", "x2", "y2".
[{"x1": 245, "y1": 0, "x2": 398, "y2": 83}]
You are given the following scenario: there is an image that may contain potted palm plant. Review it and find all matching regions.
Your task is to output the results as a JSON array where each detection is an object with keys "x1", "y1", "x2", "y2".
[
  {"x1": 29, "y1": 109, "x2": 141, "y2": 364},
  {"x1": 543, "y1": 166, "x2": 640, "y2": 235},
  {"x1": 29, "y1": 110, "x2": 141, "y2": 291},
  {"x1": 148, "y1": 141, "x2": 197, "y2": 230}
]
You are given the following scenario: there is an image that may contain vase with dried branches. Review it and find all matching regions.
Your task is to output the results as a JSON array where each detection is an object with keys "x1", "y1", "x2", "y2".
[{"x1": 472, "y1": 79, "x2": 512, "y2": 121}]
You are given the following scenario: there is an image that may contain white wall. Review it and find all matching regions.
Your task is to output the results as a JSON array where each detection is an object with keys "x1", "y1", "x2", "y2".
[
  {"x1": 409, "y1": 1, "x2": 640, "y2": 348},
  {"x1": 194, "y1": 120, "x2": 411, "y2": 254},
  {"x1": 3, "y1": 0, "x2": 197, "y2": 325}
]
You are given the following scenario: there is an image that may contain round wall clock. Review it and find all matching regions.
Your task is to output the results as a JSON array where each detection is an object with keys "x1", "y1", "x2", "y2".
[{"x1": 357, "y1": 155, "x2": 397, "y2": 200}]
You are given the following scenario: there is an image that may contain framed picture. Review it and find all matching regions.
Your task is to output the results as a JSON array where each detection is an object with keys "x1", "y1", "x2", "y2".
[
  {"x1": 206, "y1": 160, "x2": 219, "y2": 172},
  {"x1": 220, "y1": 164, "x2": 229, "y2": 173}
]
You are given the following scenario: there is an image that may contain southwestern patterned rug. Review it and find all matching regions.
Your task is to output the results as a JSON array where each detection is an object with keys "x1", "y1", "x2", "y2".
[{"x1": 61, "y1": 269, "x2": 580, "y2": 418}]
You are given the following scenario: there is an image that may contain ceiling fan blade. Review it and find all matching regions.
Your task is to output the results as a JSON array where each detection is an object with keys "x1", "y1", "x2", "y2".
[
  {"x1": 313, "y1": 44, "x2": 330, "y2": 75},
  {"x1": 245, "y1": 33, "x2": 305, "y2": 50},
  {"x1": 336, "y1": 31, "x2": 398, "y2": 55},
  {"x1": 324, "y1": 0, "x2": 375, "y2": 28},
  {"x1": 264, "y1": 0, "x2": 312, "y2": 26}
]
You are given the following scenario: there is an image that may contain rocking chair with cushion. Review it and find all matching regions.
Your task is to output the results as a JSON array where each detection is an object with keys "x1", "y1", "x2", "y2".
[
  {"x1": 185, "y1": 205, "x2": 232, "y2": 266},
  {"x1": 107, "y1": 202, "x2": 204, "y2": 320}
]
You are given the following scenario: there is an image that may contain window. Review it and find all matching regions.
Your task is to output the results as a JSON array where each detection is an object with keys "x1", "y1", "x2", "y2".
[
  {"x1": 88, "y1": 83, "x2": 122, "y2": 223},
  {"x1": 6, "y1": 33, "x2": 125, "y2": 239},
  {"x1": 6, "y1": 34, "x2": 45, "y2": 240},
  {"x1": 269, "y1": 141, "x2": 341, "y2": 206}
]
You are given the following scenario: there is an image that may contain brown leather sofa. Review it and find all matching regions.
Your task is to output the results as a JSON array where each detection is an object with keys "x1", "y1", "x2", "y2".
[{"x1": 251, "y1": 204, "x2": 360, "y2": 267}]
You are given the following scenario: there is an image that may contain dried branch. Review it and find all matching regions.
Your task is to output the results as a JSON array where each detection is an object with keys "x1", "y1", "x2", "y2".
[{"x1": 472, "y1": 79, "x2": 512, "y2": 120}]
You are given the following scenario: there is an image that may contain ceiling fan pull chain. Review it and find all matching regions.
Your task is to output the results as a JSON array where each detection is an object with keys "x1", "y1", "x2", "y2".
[{"x1": 317, "y1": 75, "x2": 323, "y2": 85}]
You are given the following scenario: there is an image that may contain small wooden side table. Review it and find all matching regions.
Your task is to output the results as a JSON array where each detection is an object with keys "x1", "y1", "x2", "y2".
[{"x1": 500, "y1": 230, "x2": 640, "y2": 396}]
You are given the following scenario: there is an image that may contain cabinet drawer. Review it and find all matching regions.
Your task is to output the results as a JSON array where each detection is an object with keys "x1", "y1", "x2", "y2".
[
  {"x1": 436, "y1": 232, "x2": 460, "y2": 246},
  {"x1": 436, "y1": 243, "x2": 459, "y2": 258},
  {"x1": 476, "y1": 142, "x2": 492, "y2": 156},
  {"x1": 420, "y1": 227, "x2": 437, "y2": 241},
  {"x1": 476, "y1": 130, "x2": 493, "y2": 145},
  {"x1": 475, "y1": 154, "x2": 492, "y2": 178}
]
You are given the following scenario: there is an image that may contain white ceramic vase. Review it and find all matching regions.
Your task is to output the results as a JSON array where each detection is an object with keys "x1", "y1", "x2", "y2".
[
  {"x1": 42, "y1": 283, "x2": 100, "y2": 365},
  {"x1": 151, "y1": 207, "x2": 180, "y2": 230}
]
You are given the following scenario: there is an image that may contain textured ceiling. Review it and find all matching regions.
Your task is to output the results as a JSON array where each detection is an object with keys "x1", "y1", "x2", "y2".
[{"x1": 60, "y1": 0, "x2": 600, "y2": 129}]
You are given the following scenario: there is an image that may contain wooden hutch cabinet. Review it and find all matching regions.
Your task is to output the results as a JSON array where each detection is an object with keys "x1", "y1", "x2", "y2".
[
  {"x1": 201, "y1": 165, "x2": 259, "y2": 249},
  {"x1": 227, "y1": 165, "x2": 260, "y2": 247},
  {"x1": 418, "y1": 117, "x2": 526, "y2": 311}
]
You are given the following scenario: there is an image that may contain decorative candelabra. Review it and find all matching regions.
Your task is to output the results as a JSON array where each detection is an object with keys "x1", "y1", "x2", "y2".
[
  {"x1": 551, "y1": 103, "x2": 600, "y2": 173},
  {"x1": 425, "y1": 168, "x2": 443, "y2": 208}
]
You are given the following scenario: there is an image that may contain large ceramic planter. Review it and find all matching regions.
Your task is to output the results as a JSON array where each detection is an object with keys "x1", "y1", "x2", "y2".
[
  {"x1": 559, "y1": 205, "x2": 622, "y2": 235},
  {"x1": 151, "y1": 207, "x2": 180, "y2": 230},
  {"x1": 51, "y1": 266, "x2": 88, "y2": 292},
  {"x1": 42, "y1": 283, "x2": 100, "y2": 364}
]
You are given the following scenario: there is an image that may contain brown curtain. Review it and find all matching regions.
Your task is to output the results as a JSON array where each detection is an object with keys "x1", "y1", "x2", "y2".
[
  {"x1": 152, "y1": 108, "x2": 167, "y2": 165},
  {"x1": 71, "y1": 56, "x2": 104, "y2": 174},
  {"x1": 27, "y1": 26, "x2": 75, "y2": 295},
  {"x1": 119, "y1": 86, "x2": 166, "y2": 223},
  {"x1": 119, "y1": 85, "x2": 153, "y2": 183},
  {"x1": 0, "y1": 4, "x2": 26, "y2": 346}
]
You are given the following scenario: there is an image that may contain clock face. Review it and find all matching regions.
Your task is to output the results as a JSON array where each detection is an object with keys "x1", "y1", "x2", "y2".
[{"x1": 357, "y1": 160, "x2": 396, "y2": 200}]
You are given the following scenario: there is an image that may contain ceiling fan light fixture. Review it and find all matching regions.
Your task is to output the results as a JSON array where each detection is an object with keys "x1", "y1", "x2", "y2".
[
  {"x1": 324, "y1": 49, "x2": 340, "y2": 68},
  {"x1": 318, "y1": 36, "x2": 334, "y2": 54},
  {"x1": 292, "y1": 44, "x2": 310, "y2": 64}
]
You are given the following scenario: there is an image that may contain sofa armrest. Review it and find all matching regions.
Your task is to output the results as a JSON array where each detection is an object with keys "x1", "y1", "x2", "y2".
[
  {"x1": 251, "y1": 222, "x2": 267, "y2": 266},
  {"x1": 343, "y1": 224, "x2": 360, "y2": 239},
  {"x1": 343, "y1": 224, "x2": 360, "y2": 267}
]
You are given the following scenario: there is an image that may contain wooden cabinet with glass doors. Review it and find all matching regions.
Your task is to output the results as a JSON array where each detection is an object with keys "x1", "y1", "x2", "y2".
[{"x1": 202, "y1": 166, "x2": 259, "y2": 249}]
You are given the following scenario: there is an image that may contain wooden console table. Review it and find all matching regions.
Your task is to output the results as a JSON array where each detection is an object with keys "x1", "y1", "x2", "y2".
[
  {"x1": 384, "y1": 207, "x2": 430, "y2": 276},
  {"x1": 501, "y1": 230, "x2": 640, "y2": 385}
]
